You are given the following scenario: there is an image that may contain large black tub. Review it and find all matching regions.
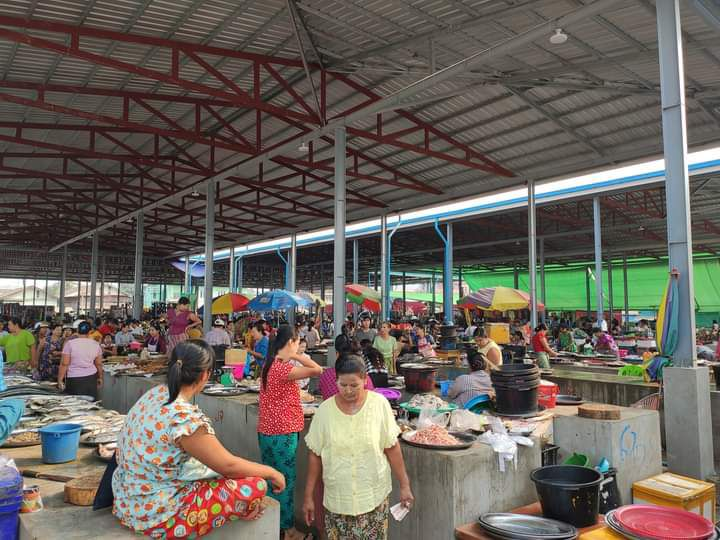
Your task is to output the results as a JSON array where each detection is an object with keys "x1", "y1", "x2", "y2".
[{"x1": 530, "y1": 465, "x2": 603, "y2": 528}]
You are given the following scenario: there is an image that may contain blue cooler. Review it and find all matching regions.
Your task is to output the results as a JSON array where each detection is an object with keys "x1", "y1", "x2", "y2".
[{"x1": 0, "y1": 464, "x2": 23, "y2": 540}]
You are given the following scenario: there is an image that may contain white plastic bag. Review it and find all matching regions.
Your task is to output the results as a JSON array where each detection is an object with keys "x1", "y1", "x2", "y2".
[
  {"x1": 449, "y1": 409, "x2": 484, "y2": 432},
  {"x1": 478, "y1": 417, "x2": 517, "y2": 472},
  {"x1": 417, "y1": 406, "x2": 450, "y2": 430}
]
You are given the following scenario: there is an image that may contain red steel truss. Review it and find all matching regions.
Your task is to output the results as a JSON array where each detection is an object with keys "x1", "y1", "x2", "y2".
[{"x1": 0, "y1": 15, "x2": 514, "y2": 250}]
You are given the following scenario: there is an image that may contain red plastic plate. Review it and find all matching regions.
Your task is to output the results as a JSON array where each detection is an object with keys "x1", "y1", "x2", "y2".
[{"x1": 614, "y1": 505, "x2": 714, "y2": 540}]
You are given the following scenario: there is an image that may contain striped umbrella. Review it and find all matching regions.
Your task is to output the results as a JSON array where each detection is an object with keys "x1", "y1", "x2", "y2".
[
  {"x1": 345, "y1": 284, "x2": 381, "y2": 312},
  {"x1": 211, "y1": 293, "x2": 249, "y2": 314},
  {"x1": 656, "y1": 270, "x2": 680, "y2": 357},
  {"x1": 459, "y1": 286, "x2": 544, "y2": 312}
]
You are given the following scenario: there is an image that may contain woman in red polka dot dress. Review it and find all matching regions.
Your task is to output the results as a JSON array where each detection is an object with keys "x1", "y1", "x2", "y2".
[
  {"x1": 257, "y1": 325, "x2": 322, "y2": 540},
  {"x1": 113, "y1": 340, "x2": 286, "y2": 538}
]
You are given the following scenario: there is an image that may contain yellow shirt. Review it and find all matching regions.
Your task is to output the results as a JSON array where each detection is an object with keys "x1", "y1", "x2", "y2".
[
  {"x1": 88, "y1": 330, "x2": 103, "y2": 343},
  {"x1": 305, "y1": 391, "x2": 400, "y2": 516}
]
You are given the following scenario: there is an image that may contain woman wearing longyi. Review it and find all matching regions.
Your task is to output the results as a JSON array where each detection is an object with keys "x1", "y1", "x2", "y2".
[
  {"x1": 303, "y1": 354, "x2": 414, "y2": 540},
  {"x1": 112, "y1": 340, "x2": 285, "y2": 538},
  {"x1": 257, "y1": 325, "x2": 322, "y2": 540}
]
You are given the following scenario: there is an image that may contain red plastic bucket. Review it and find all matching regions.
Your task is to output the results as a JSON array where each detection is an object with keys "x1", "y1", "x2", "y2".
[{"x1": 538, "y1": 380, "x2": 559, "y2": 408}]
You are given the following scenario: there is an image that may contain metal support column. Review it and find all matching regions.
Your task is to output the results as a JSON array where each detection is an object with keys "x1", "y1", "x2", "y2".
[
  {"x1": 59, "y1": 246, "x2": 67, "y2": 316},
  {"x1": 623, "y1": 255, "x2": 629, "y2": 326},
  {"x1": 202, "y1": 182, "x2": 215, "y2": 333},
  {"x1": 431, "y1": 271, "x2": 436, "y2": 316},
  {"x1": 333, "y1": 127, "x2": 346, "y2": 337},
  {"x1": 585, "y1": 266, "x2": 591, "y2": 317},
  {"x1": 513, "y1": 264, "x2": 519, "y2": 290},
  {"x1": 237, "y1": 256, "x2": 244, "y2": 294},
  {"x1": 380, "y1": 215, "x2": 388, "y2": 319},
  {"x1": 184, "y1": 257, "x2": 191, "y2": 293},
  {"x1": 288, "y1": 233, "x2": 297, "y2": 326},
  {"x1": 133, "y1": 214, "x2": 144, "y2": 320},
  {"x1": 434, "y1": 220, "x2": 453, "y2": 325},
  {"x1": 402, "y1": 272, "x2": 407, "y2": 315},
  {"x1": 593, "y1": 197, "x2": 604, "y2": 325},
  {"x1": 539, "y1": 238, "x2": 546, "y2": 320},
  {"x1": 76, "y1": 279, "x2": 81, "y2": 315},
  {"x1": 657, "y1": 0, "x2": 714, "y2": 480},
  {"x1": 43, "y1": 265, "x2": 49, "y2": 321},
  {"x1": 89, "y1": 233, "x2": 99, "y2": 318},
  {"x1": 228, "y1": 247, "x2": 236, "y2": 292},
  {"x1": 457, "y1": 265, "x2": 463, "y2": 302},
  {"x1": 353, "y1": 240, "x2": 359, "y2": 319},
  {"x1": 99, "y1": 255, "x2": 105, "y2": 315},
  {"x1": 528, "y1": 180, "x2": 538, "y2": 328},
  {"x1": 607, "y1": 253, "x2": 614, "y2": 325}
]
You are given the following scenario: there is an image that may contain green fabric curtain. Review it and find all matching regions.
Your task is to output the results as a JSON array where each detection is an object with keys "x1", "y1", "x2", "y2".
[{"x1": 463, "y1": 258, "x2": 720, "y2": 314}]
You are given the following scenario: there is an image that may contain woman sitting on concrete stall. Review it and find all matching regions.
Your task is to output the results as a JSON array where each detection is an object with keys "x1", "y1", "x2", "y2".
[{"x1": 113, "y1": 340, "x2": 286, "y2": 538}]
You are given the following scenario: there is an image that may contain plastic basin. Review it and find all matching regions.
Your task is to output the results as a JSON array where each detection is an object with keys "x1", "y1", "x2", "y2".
[{"x1": 38, "y1": 423, "x2": 83, "y2": 464}]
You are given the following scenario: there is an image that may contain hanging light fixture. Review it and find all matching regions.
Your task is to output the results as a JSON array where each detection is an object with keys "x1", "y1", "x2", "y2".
[
  {"x1": 190, "y1": 190, "x2": 201, "y2": 198},
  {"x1": 298, "y1": 141, "x2": 309, "y2": 152},
  {"x1": 549, "y1": 28, "x2": 568, "y2": 45}
]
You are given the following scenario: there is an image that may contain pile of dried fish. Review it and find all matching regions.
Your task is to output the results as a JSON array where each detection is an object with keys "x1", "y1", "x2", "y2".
[{"x1": 8, "y1": 395, "x2": 126, "y2": 446}]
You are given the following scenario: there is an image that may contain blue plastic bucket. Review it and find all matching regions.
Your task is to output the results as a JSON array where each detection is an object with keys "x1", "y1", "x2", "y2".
[
  {"x1": 0, "y1": 465, "x2": 22, "y2": 540},
  {"x1": 438, "y1": 380, "x2": 452, "y2": 397},
  {"x1": 38, "y1": 423, "x2": 82, "y2": 464}
]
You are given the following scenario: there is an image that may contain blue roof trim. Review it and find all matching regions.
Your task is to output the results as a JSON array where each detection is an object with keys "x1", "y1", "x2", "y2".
[{"x1": 186, "y1": 158, "x2": 720, "y2": 263}]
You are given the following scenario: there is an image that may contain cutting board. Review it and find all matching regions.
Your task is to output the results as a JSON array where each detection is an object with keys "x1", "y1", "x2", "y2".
[{"x1": 578, "y1": 403, "x2": 621, "y2": 420}]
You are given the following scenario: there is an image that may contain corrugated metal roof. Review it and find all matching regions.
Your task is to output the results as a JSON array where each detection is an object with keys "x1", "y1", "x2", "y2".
[{"x1": 0, "y1": 0, "x2": 719, "y2": 257}]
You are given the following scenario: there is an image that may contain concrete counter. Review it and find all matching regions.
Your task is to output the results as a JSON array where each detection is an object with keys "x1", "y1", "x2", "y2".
[{"x1": 100, "y1": 375, "x2": 539, "y2": 539}]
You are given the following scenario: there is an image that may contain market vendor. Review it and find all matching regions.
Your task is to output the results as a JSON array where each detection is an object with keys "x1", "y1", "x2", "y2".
[
  {"x1": 244, "y1": 320, "x2": 269, "y2": 377},
  {"x1": 354, "y1": 313, "x2": 377, "y2": 344},
  {"x1": 593, "y1": 326, "x2": 620, "y2": 358},
  {"x1": 166, "y1": 297, "x2": 202, "y2": 356},
  {"x1": 415, "y1": 326, "x2": 435, "y2": 358},
  {"x1": 205, "y1": 318, "x2": 232, "y2": 348},
  {"x1": 557, "y1": 323, "x2": 577, "y2": 353},
  {"x1": 303, "y1": 354, "x2": 414, "y2": 540},
  {"x1": 531, "y1": 323, "x2": 557, "y2": 369},
  {"x1": 0, "y1": 317, "x2": 36, "y2": 371},
  {"x1": 635, "y1": 319, "x2": 654, "y2": 339},
  {"x1": 100, "y1": 334, "x2": 117, "y2": 358},
  {"x1": 448, "y1": 351, "x2": 494, "y2": 407},
  {"x1": 114, "y1": 323, "x2": 134, "y2": 349},
  {"x1": 113, "y1": 340, "x2": 286, "y2": 537},
  {"x1": 58, "y1": 321, "x2": 103, "y2": 400},
  {"x1": 145, "y1": 324, "x2": 167, "y2": 354},
  {"x1": 373, "y1": 322, "x2": 398, "y2": 375},
  {"x1": 473, "y1": 327, "x2": 502, "y2": 370}
]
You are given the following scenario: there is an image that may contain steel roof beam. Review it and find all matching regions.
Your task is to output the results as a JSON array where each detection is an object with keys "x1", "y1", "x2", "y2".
[{"x1": 46, "y1": 0, "x2": 624, "y2": 251}]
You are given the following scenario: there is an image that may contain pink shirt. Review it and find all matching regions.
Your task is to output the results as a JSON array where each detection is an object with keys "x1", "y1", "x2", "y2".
[
  {"x1": 62, "y1": 337, "x2": 102, "y2": 378},
  {"x1": 167, "y1": 308, "x2": 190, "y2": 336}
]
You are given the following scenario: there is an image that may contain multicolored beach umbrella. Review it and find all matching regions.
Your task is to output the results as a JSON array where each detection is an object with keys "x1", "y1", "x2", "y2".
[
  {"x1": 458, "y1": 286, "x2": 544, "y2": 312},
  {"x1": 210, "y1": 293, "x2": 249, "y2": 314},
  {"x1": 656, "y1": 270, "x2": 680, "y2": 357},
  {"x1": 345, "y1": 284, "x2": 382, "y2": 312}
]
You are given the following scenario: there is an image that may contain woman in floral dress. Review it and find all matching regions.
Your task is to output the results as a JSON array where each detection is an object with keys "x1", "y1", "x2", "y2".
[
  {"x1": 38, "y1": 324, "x2": 63, "y2": 381},
  {"x1": 113, "y1": 340, "x2": 285, "y2": 538}
]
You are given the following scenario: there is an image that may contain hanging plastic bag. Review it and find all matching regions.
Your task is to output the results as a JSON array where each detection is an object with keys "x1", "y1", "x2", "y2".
[{"x1": 478, "y1": 416, "x2": 518, "y2": 472}]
